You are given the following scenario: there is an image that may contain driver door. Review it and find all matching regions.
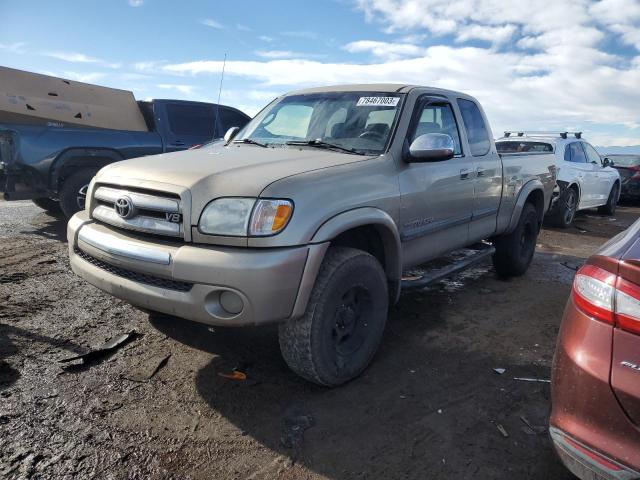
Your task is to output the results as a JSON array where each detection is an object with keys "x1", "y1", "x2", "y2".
[{"x1": 398, "y1": 96, "x2": 475, "y2": 267}]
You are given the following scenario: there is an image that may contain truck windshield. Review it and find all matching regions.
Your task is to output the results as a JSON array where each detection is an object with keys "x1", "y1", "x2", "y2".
[{"x1": 236, "y1": 92, "x2": 403, "y2": 155}]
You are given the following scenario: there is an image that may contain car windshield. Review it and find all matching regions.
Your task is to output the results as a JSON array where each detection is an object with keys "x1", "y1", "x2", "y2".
[
  {"x1": 610, "y1": 155, "x2": 640, "y2": 167},
  {"x1": 235, "y1": 92, "x2": 403, "y2": 155}
]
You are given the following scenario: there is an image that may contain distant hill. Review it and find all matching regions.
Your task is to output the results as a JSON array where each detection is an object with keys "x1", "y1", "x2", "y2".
[{"x1": 596, "y1": 145, "x2": 640, "y2": 155}]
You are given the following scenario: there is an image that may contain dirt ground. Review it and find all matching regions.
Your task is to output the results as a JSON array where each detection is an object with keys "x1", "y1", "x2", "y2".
[{"x1": 1, "y1": 199, "x2": 638, "y2": 480}]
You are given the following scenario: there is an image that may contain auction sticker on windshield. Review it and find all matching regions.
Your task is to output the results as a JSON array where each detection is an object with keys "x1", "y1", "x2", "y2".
[{"x1": 356, "y1": 97, "x2": 400, "y2": 107}]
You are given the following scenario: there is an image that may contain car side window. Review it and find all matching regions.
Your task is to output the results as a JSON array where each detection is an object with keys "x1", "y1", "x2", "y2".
[
  {"x1": 565, "y1": 142, "x2": 587, "y2": 163},
  {"x1": 456, "y1": 98, "x2": 490, "y2": 156},
  {"x1": 218, "y1": 108, "x2": 249, "y2": 136},
  {"x1": 166, "y1": 103, "x2": 215, "y2": 137},
  {"x1": 409, "y1": 102, "x2": 462, "y2": 155},
  {"x1": 583, "y1": 143, "x2": 602, "y2": 165}
]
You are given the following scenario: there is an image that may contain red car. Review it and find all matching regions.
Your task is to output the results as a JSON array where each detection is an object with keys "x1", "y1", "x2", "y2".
[{"x1": 551, "y1": 217, "x2": 640, "y2": 479}]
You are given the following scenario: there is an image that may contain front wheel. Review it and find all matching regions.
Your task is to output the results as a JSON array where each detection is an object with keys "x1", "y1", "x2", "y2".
[
  {"x1": 278, "y1": 247, "x2": 388, "y2": 386},
  {"x1": 59, "y1": 169, "x2": 98, "y2": 218},
  {"x1": 492, "y1": 202, "x2": 539, "y2": 278},
  {"x1": 550, "y1": 186, "x2": 578, "y2": 228},
  {"x1": 598, "y1": 183, "x2": 619, "y2": 215}
]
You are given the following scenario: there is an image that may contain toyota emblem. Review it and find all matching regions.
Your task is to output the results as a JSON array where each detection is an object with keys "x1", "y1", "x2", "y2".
[{"x1": 114, "y1": 196, "x2": 135, "y2": 219}]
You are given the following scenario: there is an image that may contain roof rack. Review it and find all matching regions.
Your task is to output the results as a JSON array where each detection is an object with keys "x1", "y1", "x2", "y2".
[{"x1": 503, "y1": 131, "x2": 582, "y2": 139}]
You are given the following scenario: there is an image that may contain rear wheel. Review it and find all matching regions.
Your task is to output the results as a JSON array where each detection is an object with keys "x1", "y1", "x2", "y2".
[
  {"x1": 32, "y1": 198, "x2": 61, "y2": 214},
  {"x1": 551, "y1": 186, "x2": 578, "y2": 228},
  {"x1": 492, "y1": 202, "x2": 539, "y2": 278},
  {"x1": 59, "y1": 169, "x2": 98, "y2": 218},
  {"x1": 278, "y1": 247, "x2": 388, "y2": 386},
  {"x1": 597, "y1": 183, "x2": 619, "y2": 215}
]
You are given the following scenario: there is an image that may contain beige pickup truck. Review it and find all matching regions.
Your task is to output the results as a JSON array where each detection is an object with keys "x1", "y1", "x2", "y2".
[{"x1": 68, "y1": 84, "x2": 556, "y2": 386}]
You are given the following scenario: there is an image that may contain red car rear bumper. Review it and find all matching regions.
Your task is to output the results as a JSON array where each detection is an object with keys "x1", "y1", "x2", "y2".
[{"x1": 550, "y1": 298, "x2": 640, "y2": 479}]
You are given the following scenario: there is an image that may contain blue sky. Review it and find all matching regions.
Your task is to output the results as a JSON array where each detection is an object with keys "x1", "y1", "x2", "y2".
[{"x1": 1, "y1": 0, "x2": 639, "y2": 147}]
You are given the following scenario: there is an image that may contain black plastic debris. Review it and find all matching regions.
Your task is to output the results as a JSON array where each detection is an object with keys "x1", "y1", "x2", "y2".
[
  {"x1": 281, "y1": 404, "x2": 314, "y2": 450},
  {"x1": 59, "y1": 330, "x2": 136, "y2": 366}
]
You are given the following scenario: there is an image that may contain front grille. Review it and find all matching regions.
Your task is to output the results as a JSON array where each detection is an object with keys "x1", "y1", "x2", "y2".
[
  {"x1": 75, "y1": 248, "x2": 193, "y2": 292},
  {"x1": 91, "y1": 185, "x2": 184, "y2": 238}
]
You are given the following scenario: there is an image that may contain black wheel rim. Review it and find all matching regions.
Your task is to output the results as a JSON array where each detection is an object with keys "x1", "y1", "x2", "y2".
[
  {"x1": 332, "y1": 286, "x2": 372, "y2": 358},
  {"x1": 520, "y1": 218, "x2": 536, "y2": 261},
  {"x1": 564, "y1": 191, "x2": 576, "y2": 224},
  {"x1": 76, "y1": 184, "x2": 89, "y2": 210}
]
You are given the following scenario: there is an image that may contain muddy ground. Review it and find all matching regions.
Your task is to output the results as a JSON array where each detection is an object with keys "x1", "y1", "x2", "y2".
[{"x1": 0, "y1": 199, "x2": 638, "y2": 480}]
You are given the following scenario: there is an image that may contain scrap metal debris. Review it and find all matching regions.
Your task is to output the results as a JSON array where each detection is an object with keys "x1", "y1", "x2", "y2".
[
  {"x1": 520, "y1": 416, "x2": 547, "y2": 435},
  {"x1": 59, "y1": 330, "x2": 136, "y2": 365},
  {"x1": 495, "y1": 423, "x2": 509, "y2": 438},
  {"x1": 493, "y1": 368, "x2": 506, "y2": 375},
  {"x1": 513, "y1": 377, "x2": 551, "y2": 383},
  {"x1": 217, "y1": 361, "x2": 249, "y2": 381}
]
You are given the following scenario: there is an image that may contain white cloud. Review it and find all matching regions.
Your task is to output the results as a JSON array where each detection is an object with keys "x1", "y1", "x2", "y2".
[
  {"x1": 456, "y1": 24, "x2": 517, "y2": 45},
  {"x1": 255, "y1": 50, "x2": 317, "y2": 59},
  {"x1": 0, "y1": 42, "x2": 27, "y2": 53},
  {"x1": 128, "y1": 0, "x2": 144, "y2": 6},
  {"x1": 44, "y1": 51, "x2": 102, "y2": 63},
  {"x1": 61, "y1": 71, "x2": 107, "y2": 83},
  {"x1": 200, "y1": 18, "x2": 224, "y2": 29},
  {"x1": 281, "y1": 31, "x2": 318, "y2": 40},
  {"x1": 343, "y1": 40, "x2": 424, "y2": 60},
  {"x1": 258, "y1": 35, "x2": 274, "y2": 43},
  {"x1": 236, "y1": 24, "x2": 251, "y2": 31},
  {"x1": 157, "y1": 83, "x2": 197, "y2": 95}
]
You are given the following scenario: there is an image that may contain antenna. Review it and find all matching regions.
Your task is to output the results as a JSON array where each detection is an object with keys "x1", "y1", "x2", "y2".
[{"x1": 213, "y1": 53, "x2": 227, "y2": 139}]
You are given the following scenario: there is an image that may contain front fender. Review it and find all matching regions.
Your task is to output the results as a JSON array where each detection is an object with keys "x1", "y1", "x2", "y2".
[{"x1": 311, "y1": 207, "x2": 402, "y2": 282}]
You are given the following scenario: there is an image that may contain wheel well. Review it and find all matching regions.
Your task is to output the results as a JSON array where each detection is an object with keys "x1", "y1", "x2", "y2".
[
  {"x1": 332, "y1": 225, "x2": 386, "y2": 271},
  {"x1": 525, "y1": 189, "x2": 545, "y2": 226}
]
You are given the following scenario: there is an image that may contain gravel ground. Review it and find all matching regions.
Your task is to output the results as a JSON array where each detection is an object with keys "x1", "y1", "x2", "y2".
[{"x1": 1, "y1": 199, "x2": 638, "y2": 479}]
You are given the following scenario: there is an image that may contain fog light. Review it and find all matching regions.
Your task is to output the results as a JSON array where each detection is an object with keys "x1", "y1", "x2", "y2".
[{"x1": 219, "y1": 290, "x2": 243, "y2": 315}]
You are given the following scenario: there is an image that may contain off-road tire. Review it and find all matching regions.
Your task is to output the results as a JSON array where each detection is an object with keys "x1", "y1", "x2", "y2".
[
  {"x1": 492, "y1": 202, "x2": 539, "y2": 278},
  {"x1": 597, "y1": 183, "x2": 619, "y2": 215},
  {"x1": 278, "y1": 247, "x2": 388, "y2": 387},
  {"x1": 32, "y1": 198, "x2": 62, "y2": 214},
  {"x1": 59, "y1": 169, "x2": 98, "y2": 218},
  {"x1": 550, "y1": 186, "x2": 578, "y2": 228}
]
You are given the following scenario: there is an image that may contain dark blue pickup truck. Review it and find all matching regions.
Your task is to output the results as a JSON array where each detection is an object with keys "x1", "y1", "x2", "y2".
[{"x1": 0, "y1": 99, "x2": 250, "y2": 216}]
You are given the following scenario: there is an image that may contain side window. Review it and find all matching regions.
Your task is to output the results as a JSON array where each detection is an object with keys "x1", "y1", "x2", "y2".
[
  {"x1": 218, "y1": 108, "x2": 249, "y2": 136},
  {"x1": 410, "y1": 102, "x2": 462, "y2": 155},
  {"x1": 166, "y1": 103, "x2": 215, "y2": 137},
  {"x1": 583, "y1": 143, "x2": 602, "y2": 164},
  {"x1": 263, "y1": 104, "x2": 313, "y2": 138},
  {"x1": 565, "y1": 143, "x2": 587, "y2": 163},
  {"x1": 456, "y1": 98, "x2": 491, "y2": 156}
]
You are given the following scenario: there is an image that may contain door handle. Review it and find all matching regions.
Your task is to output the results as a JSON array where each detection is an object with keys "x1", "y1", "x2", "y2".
[
  {"x1": 476, "y1": 167, "x2": 485, "y2": 177},
  {"x1": 460, "y1": 168, "x2": 470, "y2": 180},
  {"x1": 172, "y1": 140, "x2": 186, "y2": 146}
]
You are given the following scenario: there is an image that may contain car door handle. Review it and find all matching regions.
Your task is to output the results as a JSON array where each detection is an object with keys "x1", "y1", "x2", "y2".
[
  {"x1": 172, "y1": 140, "x2": 185, "y2": 146},
  {"x1": 460, "y1": 168, "x2": 471, "y2": 180},
  {"x1": 476, "y1": 167, "x2": 485, "y2": 177}
]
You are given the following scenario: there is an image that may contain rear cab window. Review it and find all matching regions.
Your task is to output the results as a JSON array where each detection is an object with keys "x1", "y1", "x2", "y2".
[
  {"x1": 166, "y1": 103, "x2": 215, "y2": 137},
  {"x1": 456, "y1": 98, "x2": 491, "y2": 156},
  {"x1": 496, "y1": 141, "x2": 553, "y2": 153}
]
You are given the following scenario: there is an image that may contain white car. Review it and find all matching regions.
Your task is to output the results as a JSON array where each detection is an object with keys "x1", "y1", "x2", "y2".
[{"x1": 496, "y1": 132, "x2": 620, "y2": 227}]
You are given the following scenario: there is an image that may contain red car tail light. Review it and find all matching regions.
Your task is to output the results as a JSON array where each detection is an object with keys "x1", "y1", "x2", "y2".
[
  {"x1": 573, "y1": 264, "x2": 640, "y2": 334},
  {"x1": 573, "y1": 265, "x2": 616, "y2": 324},
  {"x1": 615, "y1": 277, "x2": 640, "y2": 335}
]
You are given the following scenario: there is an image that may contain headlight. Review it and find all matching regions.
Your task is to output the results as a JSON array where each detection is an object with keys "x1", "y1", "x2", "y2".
[{"x1": 198, "y1": 198, "x2": 293, "y2": 237}]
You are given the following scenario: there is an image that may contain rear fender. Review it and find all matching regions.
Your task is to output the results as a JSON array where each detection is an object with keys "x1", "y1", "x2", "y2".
[
  {"x1": 50, "y1": 148, "x2": 124, "y2": 191},
  {"x1": 505, "y1": 179, "x2": 545, "y2": 233}
]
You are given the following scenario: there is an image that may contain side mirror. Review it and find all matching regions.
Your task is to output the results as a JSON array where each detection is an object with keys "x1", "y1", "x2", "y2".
[
  {"x1": 224, "y1": 126, "x2": 240, "y2": 144},
  {"x1": 603, "y1": 157, "x2": 614, "y2": 167},
  {"x1": 407, "y1": 133, "x2": 455, "y2": 162}
]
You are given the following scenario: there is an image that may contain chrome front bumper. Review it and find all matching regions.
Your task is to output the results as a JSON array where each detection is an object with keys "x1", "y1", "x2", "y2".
[{"x1": 68, "y1": 212, "x2": 328, "y2": 326}]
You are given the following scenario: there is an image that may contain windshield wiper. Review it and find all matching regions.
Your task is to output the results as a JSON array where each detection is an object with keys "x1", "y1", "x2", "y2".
[
  {"x1": 233, "y1": 138, "x2": 269, "y2": 148},
  {"x1": 285, "y1": 139, "x2": 365, "y2": 155}
]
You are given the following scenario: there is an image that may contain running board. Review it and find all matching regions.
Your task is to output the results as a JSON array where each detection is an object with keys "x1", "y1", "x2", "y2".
[{"x1": 401, "y1": 243, "x2": 495, "y2": 290}]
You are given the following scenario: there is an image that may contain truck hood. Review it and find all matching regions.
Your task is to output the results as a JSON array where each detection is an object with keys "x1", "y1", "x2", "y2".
[{"x1": 96, "y1": 144, "x2": 373, "y2": 220}]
